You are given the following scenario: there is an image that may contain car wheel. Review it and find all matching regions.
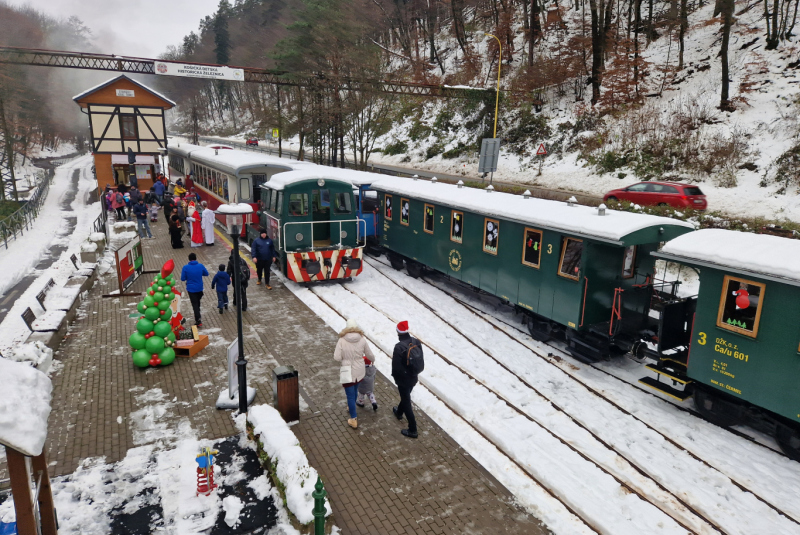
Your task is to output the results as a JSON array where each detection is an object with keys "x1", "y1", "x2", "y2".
[
  {"x1": 607, "y1": 196, "x2": 617, "y2": 202},
  {"x1": 658, "y1": 203, "x2": 668, "y2": 207}
]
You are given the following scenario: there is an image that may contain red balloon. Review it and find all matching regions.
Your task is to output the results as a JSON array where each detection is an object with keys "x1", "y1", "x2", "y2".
[
  {"x1": 150, "y1": 291, "x2": 155, "y2": 296},
  {"x1": 149, "y1": 331, "x2": 155, "y2": 336},
  {"x1": 735, "y1": 293, "x2": 750, "y2": 309},
  {"x1": 152, "y1": 354, "x2": 158, "y2": 358},
  {"x1": 154, "y1": 302, "x2": 159, "y2": 306},
  {"x1": 149, "y1": 359, "x2": 156, "y2": 366},
  {"x1": 166, "y1": 281, "x2": 172, "y2": 286},
  {"x1": 155, "y1": 359, "x2": 162, "y2": 365},
  {"x1": 161, "y1": 259, "x2": 175, "y2": 279},
  {"x1": 160, "y1": 310, "x2": 165, "y2": 315}
]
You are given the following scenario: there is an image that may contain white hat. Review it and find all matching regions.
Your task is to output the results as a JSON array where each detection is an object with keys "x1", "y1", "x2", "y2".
[{"x1": 346, "y1": 318, "x2": 359, "y2": 330}]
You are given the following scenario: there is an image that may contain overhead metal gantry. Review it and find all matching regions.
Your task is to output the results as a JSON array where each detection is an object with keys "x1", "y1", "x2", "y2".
[{"x1": 0, "y1": 46, "x2": 501, "y2": 99}]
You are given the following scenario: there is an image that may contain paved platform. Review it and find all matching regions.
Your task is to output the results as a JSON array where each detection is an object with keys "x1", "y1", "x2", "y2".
[{"x1": 3, "y1": 213, "x2": 548, "y2": 535}]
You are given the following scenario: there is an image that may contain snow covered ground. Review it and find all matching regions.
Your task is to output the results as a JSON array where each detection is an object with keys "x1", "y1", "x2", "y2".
[
  {"x1": 278, "y1": 258, "x2": 800, "y2": 535},
  {"x1": 0, "y1": 155, "x2": 99, "y2": 351}
]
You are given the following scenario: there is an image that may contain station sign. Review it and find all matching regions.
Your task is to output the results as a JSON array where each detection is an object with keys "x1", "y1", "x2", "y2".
[{"x1": 154, "y1": 61, "x2": 244, "y2": 82}]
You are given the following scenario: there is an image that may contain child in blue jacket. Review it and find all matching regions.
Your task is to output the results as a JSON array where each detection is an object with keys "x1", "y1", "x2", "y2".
[{"x1": 211, "y1": 264, "x2": 231, "y2": 314}]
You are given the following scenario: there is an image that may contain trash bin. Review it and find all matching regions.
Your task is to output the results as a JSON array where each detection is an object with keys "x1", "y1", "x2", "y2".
[{"x1": 273, "y1": 366, "x2": 299, "y2": 423}]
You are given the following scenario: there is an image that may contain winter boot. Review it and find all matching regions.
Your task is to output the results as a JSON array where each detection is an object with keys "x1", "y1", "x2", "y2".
[
  {"x1": 347, "y1": 418, "x2": 358, "y2": 429},
  {"x1": 401, "y1": 429, "x2": 418, "y2": 439},
  {"x1": 392, "y1": 406, "x2": 403, "y2": 420},
  {"x1": 369, "y1": 393, "x2": 378, "y2": 411},
  {"x1": 219, "y1": 308, "x2": 223, "y2": 314},
  {"x1": 356, "y1": 394, "x2": 366, "y2": 407}
]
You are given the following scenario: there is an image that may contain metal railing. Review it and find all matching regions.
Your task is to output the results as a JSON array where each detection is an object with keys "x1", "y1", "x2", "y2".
[
  {"x1": 283, "y1": 218, "x2": 366, "y2": 253},
  {"x1": 0, "y1": 171, "x2": 52, "y2": 249},
  {"x1": 92, "y1": 198, "x2": 108, "y2": 237}
]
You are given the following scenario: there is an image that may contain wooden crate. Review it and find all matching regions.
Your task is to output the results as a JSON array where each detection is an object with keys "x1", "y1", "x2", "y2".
[{"x1": 175, "y1": 334, "x2": 209, "y2": 358}]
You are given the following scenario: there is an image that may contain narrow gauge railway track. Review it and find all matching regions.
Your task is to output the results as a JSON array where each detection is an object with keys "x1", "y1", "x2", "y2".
[
  {"x1": 411, "y1": 259, "x2": 786, "y2": 458},
  {"x1": 360, "y1": 256, "x2": 800, "y2": 531},
  {"x1": 307, "y1": 284, "x2": 722, "y2": 535},
  {"x1": 305, "y1": 287, "x2": 602, "y2": 535}
]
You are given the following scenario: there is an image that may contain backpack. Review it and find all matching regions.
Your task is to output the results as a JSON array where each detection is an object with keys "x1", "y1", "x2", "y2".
[
  {"x1": 115, "y1": 192, "x2": 124, "y2": 205},
  {"x1": 404, "y1": 338, "x2": 424, "y2": 375},
  {"x1": 240, "y1": 261, "x2": 251, "y2": 281}
]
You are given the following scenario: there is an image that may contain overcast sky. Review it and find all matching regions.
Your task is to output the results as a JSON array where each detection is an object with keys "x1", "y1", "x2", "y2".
[{"x1": 13, "y1": 0, "x2": 221, "y2": 59}]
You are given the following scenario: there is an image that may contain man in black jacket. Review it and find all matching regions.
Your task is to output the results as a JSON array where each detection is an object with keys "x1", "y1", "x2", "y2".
[
  {"x1": 227, "y1": 252, "x2": 250, "y2": 311},
  {"x1": 392, "y1": 320, "x2": 420, "y2": 438}
]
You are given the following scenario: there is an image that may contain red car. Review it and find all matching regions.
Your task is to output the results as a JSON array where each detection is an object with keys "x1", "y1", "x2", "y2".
[
  {"x1": 604, "y1": 181, "x2": 707, "y2": 210},
  {"x1": 246, "y1": 137, "x2": 259, "y2": 146}
]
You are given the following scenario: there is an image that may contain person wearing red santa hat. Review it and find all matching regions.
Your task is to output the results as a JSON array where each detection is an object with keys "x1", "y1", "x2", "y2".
[{"x1": 392, "y1": 320, "x2": 424, "y2": 439}]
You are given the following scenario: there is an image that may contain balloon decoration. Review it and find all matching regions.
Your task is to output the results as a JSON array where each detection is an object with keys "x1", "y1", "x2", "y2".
[{"x1": 128, "y1": 260, "x2": 184, "y2": 368}]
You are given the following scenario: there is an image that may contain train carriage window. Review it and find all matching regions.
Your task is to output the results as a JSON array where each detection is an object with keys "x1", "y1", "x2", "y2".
[
  {"x1": 276, "y1": 192, "x2": 284, "y2": 215},
  {"x1": 289, "y1": 193, "x2": 308, "y2": 216},
  {"x1": 222, "y1": 174, "x2": 229, "y2": 200},
  {"x1": 716, "y1": 275, "x2": 765, "y2": 338},
  {"x1": 400, "y1": 198, "x2": 410, "y2": 226},
  {"x1": 483, "y1": 218, "x2": 499, "y2": 255},
  {"x1": 558, "y1": 238, "x2": 583, "y2": 280},
  {"x1": 424, "y1": 204, "x2": 434, "y2": 234},
  {"x1": 334, "y1": 192, "x2": 352, "y2": 214},
  {"x1": 384, "y1": 194, "x2": 393, "y2": 220},
  {"x1": 269, "y1": 190, "x2": 278, "y2": 212},
  {"x1": 450, "y1": 211, "x2": 463, "y2": 243},
  {"x1": 622, "y1": 246, "x2": 637, "y2": 279},
  {"x1": 239, "y1": 177, "x2": 251, "y2": 202},
  {"x1": 522, "y1": 228, "x2": 543, "y2": 268}
]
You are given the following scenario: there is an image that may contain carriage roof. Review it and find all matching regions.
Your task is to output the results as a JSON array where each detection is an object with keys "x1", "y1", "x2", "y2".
[
  {"x1": 371, "y1": 176, "x2": 695, "y2": 245},
  {"x1": 657, "y1": 228, "x2": 800, "y2": 285},
  {"x1": 262, "y1": 170, "x2": 364, "y2": 191},
  {"x1": 166, "y1": 140, "x2": 205, "y2": 158},
  {"x1": 189, "y1": 149, "x2": 315, "y2": 177}
]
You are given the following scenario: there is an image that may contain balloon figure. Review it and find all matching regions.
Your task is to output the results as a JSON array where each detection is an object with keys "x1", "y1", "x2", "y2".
[
  {"x1": 129, "y1": 259, "x2": 184, "y2": 368},
  {"x1": 733, "y1": 288, "x2": 750, "y2": 310}
]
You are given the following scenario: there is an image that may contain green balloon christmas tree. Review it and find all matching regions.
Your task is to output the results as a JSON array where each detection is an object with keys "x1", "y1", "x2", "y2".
[{"x1": 128, "y1": 259, "x2": 183, "y2": 368}]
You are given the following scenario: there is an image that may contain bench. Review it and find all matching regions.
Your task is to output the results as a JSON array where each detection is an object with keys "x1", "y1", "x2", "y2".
[
  {"x1": 21, "y1": 306, "x2": 67, "y2": 352},
  {"x1": 36, "y1": 277, "x2": 82, "y2": 324},
  {"x1": 69, "y1": 253, "x2": 97, "y2": 292}
]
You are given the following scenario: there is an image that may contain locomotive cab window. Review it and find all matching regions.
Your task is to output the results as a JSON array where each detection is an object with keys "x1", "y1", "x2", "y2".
[
  {"x1": 269, "y1": 190, "x2": 278, "y2": 212},
  {"x1": 483, "y1": 218, "x2": 499, "y2": 255},
  {"x1": 716, "y1": 275, "x2": 765, "y2": 338},
  {"x1": 276, "y1": 192, "x2": 284, "y2": 215},
  {"x1": 450, "y1": 211, "x2": 463, "y2": 243},
  {"x1": 622, "y1": 246, "x2": 637, "y2": 279},
  {"x1": 288, "y1": 193, "x2": 308, "y2": 216},
  {"x1": 424, "y1": 204, "x2": 434, "y2": 234},
  {"x1": 400, "y1": 198, "x2": 410, "y2": 226},
  {"x1": 522, "y1": 228, "x2": 543, "y2": 268},
  {"x1": 558, "y1": 238, "x2": 583, "y2": 280},
  {"x1": 334, "y1": 192, "x2": 352, "y2": 214},
  {"x1": 384, "y1": 194, "x2": 393, "y2": 220}
]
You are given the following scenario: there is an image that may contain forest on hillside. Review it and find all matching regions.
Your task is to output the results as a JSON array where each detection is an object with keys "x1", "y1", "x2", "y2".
[{"x1": 154, "y1": 0, "x2": 800, "y2": 192}]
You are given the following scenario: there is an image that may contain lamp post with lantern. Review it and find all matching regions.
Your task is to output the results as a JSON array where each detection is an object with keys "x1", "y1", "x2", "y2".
[{"x1": 217, "y1": 203, "x2": 254, "y2": 414}]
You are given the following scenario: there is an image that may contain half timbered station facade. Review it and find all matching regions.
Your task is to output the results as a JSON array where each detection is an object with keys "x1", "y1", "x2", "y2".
[{"x1": 73, "y1": 75, "x2": 175, "y2": 193}]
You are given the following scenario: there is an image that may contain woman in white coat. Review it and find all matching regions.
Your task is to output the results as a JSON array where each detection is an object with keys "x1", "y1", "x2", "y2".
[{"x1": 334, "y1": 318, "x2": 375, "y2": 429}]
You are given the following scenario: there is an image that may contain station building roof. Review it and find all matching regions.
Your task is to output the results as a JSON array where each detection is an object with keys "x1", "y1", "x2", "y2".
[
  {"x1": 370, "y1": 176, "x2": 695, "y2": 245},
  {"x1": 73, "y1": 74, "x2": 176, "y2": 108},
  {"x1": 657, "y1": 228, "x2": 800, "y2": 285}
]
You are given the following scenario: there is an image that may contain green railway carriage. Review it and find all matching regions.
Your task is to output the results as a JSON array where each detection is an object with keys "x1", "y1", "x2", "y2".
[
  {"x1": 371, "y1": 177, "x2": 694, "y2": 359},
  {"x1": 254, "y1": 170, "x2": 366, "y2": 282},
  {"x1": 655, "y1": 229, "x2": 800, "y2": 458}
]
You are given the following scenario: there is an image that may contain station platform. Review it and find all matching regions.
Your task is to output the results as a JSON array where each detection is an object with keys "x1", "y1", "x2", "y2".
[{"x1": 4, "y1": 213, "x2": 548, "y2": 534}]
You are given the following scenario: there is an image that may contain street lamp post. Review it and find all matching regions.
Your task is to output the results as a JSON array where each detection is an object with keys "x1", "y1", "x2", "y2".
[
  {"x1": 217, "y1": 203, "x2": 254, "y2": 414},
  {"x1": 484, "y1": 32, "x2": 502, "y2": 139}
]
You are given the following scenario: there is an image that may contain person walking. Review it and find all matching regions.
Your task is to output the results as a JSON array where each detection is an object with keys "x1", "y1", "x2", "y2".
[
  {"x1": 111, "y1": 189, "x2": 126, "y2": 221},
  {"x1": 163, "y1": 195, "x2": 174, "y2": 224},
  {"x1": 129, "y1": 186, "x2": 142, "y2": 206},
  {"x1": 181, "y1": 253, "x2": 208, "y2": 327},
  {"x1": 200, "y1": 201, "x2": 216, "y2": 246},
  {"x1": 334, "y1": 318, "x2": 374, "y2": 429},
  {"x1": 356, "y1": 356, "x2": 378, "y2": 411},
  {"x1": 227, "y1": 252, "x2": 250, "y2": 311},
  {"x1": 211, "y1": 264, "x2": 230, "y2": 314},
  {"x1": 153, "y1": 179, "x2": 165, "y2": 204},
  {"x1": 251, "y1": 230, "x2": 279, "y2": 289},
  {"x1": 392, "y1": 320, "x2": 424, "y2": 439},
  {"x1": 132, "y1": 198, "x2": 153, "y2": 239}
]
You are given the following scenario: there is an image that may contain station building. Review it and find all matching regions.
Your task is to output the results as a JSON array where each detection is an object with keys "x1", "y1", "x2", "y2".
[{"x1": 73, "y1": 75, "x2": 175, "y2": 193}]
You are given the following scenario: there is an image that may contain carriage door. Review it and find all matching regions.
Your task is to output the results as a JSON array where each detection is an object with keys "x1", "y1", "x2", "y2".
[{"x1": 311, "y1": 189, "x2": 331, "y2": 246}]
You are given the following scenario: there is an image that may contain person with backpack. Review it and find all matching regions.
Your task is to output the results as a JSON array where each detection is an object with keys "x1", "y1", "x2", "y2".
[
  {"x1": 334, "y1": 318, "x2": 375, "y2": 429},
  {"x1": 227, "y1": 252, "x2": 250, "y2": 311},
  {"x1": 392, "y1": 320, "x2": 424, "y2": 439},
  {"x1": 111, "y1": 189, "x2": 126, "y2": 220}
]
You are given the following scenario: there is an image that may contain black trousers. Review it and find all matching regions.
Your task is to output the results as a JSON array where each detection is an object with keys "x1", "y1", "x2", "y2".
[
  {"x1": 396, "y1": 381, "x2": 417, "y2": 433},
  {"x1": 256, "y1": 258, "x2": 272, "y2": 284},
  {"x1": 233, "y1": 285, "x2": 248, "y2": 310},
  {"x1": 188, "y1": 291, "x2": 203, "y2": 324}
]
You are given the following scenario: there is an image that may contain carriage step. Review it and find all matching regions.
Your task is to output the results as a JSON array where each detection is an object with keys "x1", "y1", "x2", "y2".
[
  {"x1": 644, "y1": 364, "x2": 690, "y2": 384},
  {"x1": 638, "y1": 376, "x2": 693, "y2": 401}
]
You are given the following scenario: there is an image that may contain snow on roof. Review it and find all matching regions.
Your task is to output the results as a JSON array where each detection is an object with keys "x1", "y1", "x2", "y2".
[
  {"x1": 371, "y1": 177, "x2": 694, "y2": 243},
  {"x1": 659, "y1": 229, "x2": 800, "y2": 284},
  {"x1": 189, "y1": 149, "x2": 310, "y2": 177},
  {"x1": 0, "y1": 357, "x2": 53, "y2": 456},
  {"x1": 72, "y1": 75, "x2": 176, "y2": 106},
  {"x1": 264, "y1": 169, "x2": 364, "y2": 190},
  {"x1": 166, "y1": 140, "x2": 205, "y2": 158}
]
